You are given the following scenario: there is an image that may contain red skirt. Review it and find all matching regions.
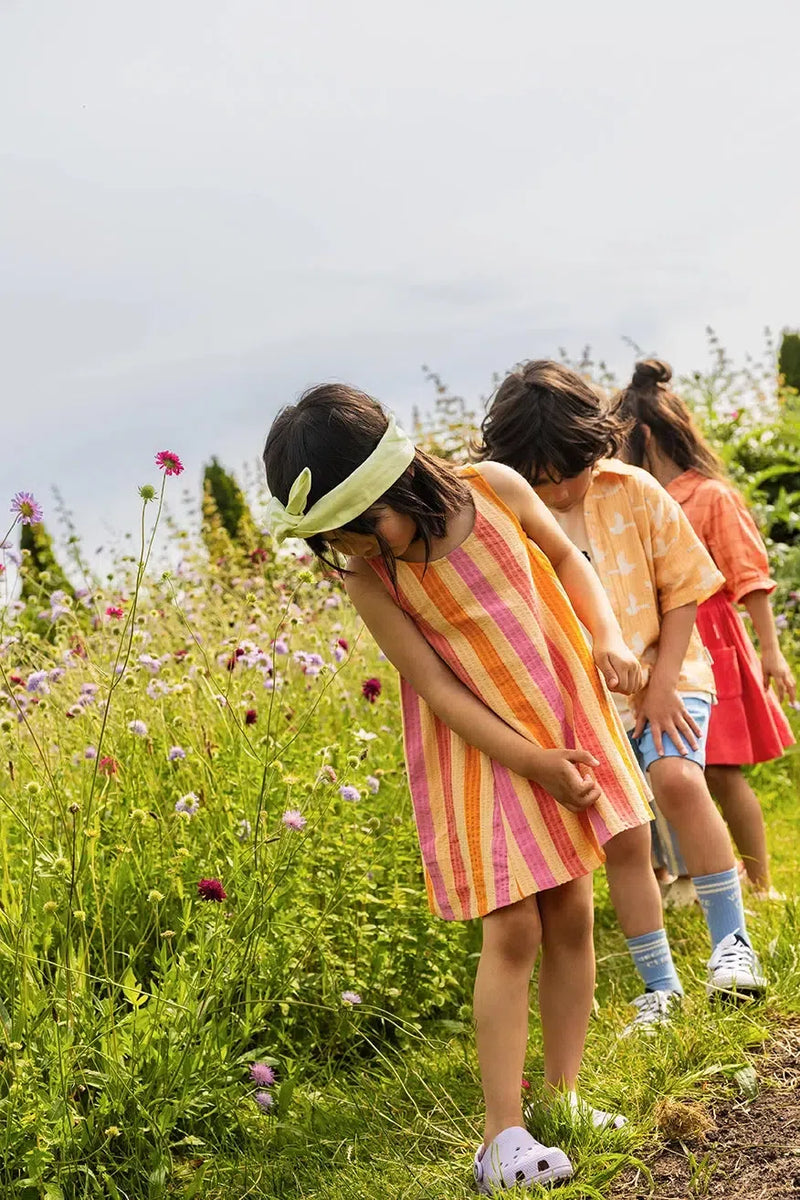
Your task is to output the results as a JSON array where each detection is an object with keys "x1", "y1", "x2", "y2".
[{"x1": 697, "y1": 590, "x2": 794, "y2": 766}]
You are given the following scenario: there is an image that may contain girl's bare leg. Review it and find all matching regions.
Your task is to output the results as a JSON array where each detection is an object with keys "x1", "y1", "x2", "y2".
[
  {"x1": 536, "y1": 875, "x2": 595, "y2": 1093},
  {"x1": 705, "y1": 764, "x2": 771, "y2": 891},
  {"x1": 474, "y1": 894, "x2": 542, "y2": 1146}
]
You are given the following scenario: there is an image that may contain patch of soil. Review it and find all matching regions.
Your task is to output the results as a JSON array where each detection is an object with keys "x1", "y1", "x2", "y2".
[{"x1": 623, "y1": 1020, "x2": 800, "y2": 1199}]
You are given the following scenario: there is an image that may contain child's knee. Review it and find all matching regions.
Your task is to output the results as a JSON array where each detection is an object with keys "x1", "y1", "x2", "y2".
[
  {"x1": 604, "y1": 823, "x2": 651, "y2": 869},
  {"x1": 482, "y1": 895, "x2": 541, "y2": 969},
  {"x1": 649, "y1": 756, "x2": 710, "y2": 813},
  {"x1": 540, "y1": 881, "x2": 594, "y2": 949}
]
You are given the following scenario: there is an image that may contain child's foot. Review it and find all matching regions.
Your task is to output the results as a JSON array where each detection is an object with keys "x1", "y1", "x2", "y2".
[
  {"x1": 565, "y1": 1091, "x2": 627, "y2": 1130},
  {"x1": 661, "y1": 876, "x2": 698, "y2": 909},
  {"x1": 751, "y1": 886, "x2": 786, "y2": 902},
  {"x1": 621, "y1": 988, "x2": 681, "y2": 1036},
  {"x1": 707, "y1": 931, "x2": 766, "y2": 997},
  {"x1": 473, "y1": 1127, "x2": 573, "y2": 1193}
]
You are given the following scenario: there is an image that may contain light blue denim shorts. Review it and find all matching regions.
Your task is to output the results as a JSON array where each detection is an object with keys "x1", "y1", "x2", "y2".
[{"x1": 627, "y1": 695, "x2": 711, "y2": 775}]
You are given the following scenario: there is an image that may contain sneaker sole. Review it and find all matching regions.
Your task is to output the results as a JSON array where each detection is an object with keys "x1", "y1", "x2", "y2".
[{"x1": 706, "y1": 982, "x2": 766, "y2": 1002}]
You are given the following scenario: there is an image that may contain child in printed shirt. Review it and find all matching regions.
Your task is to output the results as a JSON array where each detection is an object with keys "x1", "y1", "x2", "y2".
[
  {"x1": 618, "y1": 359, "x2": 795, "y2": 900},
  {"x1": 477, "y1": 360, "x2": 766, "y2": 1025}
]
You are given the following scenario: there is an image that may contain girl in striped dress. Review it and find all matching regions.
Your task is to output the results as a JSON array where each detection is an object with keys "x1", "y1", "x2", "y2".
[{"x1": 263, "y1": 384, "x2": 653, "y2": 1193}]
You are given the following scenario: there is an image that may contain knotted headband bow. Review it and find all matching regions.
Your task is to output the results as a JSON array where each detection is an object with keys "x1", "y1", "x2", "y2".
[{"x1": 265, "y1": 414, "x2": 416, "y2": 544}]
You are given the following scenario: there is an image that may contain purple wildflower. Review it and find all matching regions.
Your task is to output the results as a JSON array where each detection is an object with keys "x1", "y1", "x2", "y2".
[
  {"x1": 10, "y1": 492, "x2": 43, "y2": 525},
  {"x1": 341, "y1": 990, "x2": 362, "y2": 1005},
  {"x1": 26, "y1": 671, "x2": 50, "y2": 694},
  {"x1": 128, "y1": 719, "x2": 148, "y2": 736},
  {"x1": 175, "y1": 792, "x2": 200, "y2": 817},
  {"x1": 168, "y1": 746, "x2": 186, "y2": 761},
  {"x1": 254, "y1": 1090, "x2": 274, "y2": 1111},
  {"x1": 282, "y1": 809, "x2": 307, "y2": 831},
  {"x1": 339, "y1": 785, "x2": 360, "y2": 803},
  {"x1": 366, "y1": 775, "x2": 380, "y2": 795},
  {"x1": 250, "y1": 1062, "x2": 276, "y2": 1086},
  {"x1": 776, "y1": 614, "x2": 789, "y2": 630},
  {"x1": 84, "y1": 746, "x2": 97, "y2": 760}
]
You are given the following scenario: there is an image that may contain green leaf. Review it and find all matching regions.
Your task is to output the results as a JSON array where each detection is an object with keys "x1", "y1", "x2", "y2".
[
  {"x1": 734, "y1": 1065, "x2": 758, "y2": 1098},
  {"x1": 42, "y1": 1184, "x2": 65, "y2": 1200},
  {"x1": 121, "y1": 966, "x2": 147, "y2": 1008}
]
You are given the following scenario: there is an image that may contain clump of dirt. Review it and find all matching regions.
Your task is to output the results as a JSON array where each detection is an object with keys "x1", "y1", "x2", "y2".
[{"x1": 621, "y1": 1020, "x2": 800, "y2": 1199}]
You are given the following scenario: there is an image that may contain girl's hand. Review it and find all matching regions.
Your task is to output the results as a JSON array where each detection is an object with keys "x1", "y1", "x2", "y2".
[
  {"x1": 530, "y1": 748, "x2": 602, "y2": 813},
  {"x1": 633, "y1": 683, "x2": 701, "y2": 757},
  {"x1": 761, "y1": 648, "x2": 797, "y2": 704},
  {"x1": 593, "y1": 636, "x2": 643, "y2": 696}
]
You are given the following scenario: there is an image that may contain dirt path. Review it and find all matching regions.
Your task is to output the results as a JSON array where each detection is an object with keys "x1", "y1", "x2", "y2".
[{"x1": 622, "y1": 1020, "x2": 800, "y2": 1199}]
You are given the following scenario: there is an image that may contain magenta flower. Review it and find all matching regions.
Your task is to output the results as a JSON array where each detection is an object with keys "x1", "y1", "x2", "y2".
[
  {"x1": 339, "y1": 785, "x2": 360, "y2": 803},
  {"x1": 155, "y1": 450, "x2": 184, "y2": 476},
  {"x1": 282, "y1": 809, "x2": 307, "y2": 831},
  {"x1": 341, "y1": 990, "x2": 362, "y2": 1005},
  {"x1": 197, "y1": 877, "x2": 226, "y2": 902},
  {"x1": 254, "y1": 1090, "x2": 274, "y2": 1111},
  {"x1": 250, "y1": 1062, "x2": 276, "y2": 1086},
  {"x1": 10, "y1": 492, "x2": 43, "y2": 525},
  {"x1": 361, "y1": 677, "x2": 381, "y2": 703},
  {"x1": 105, "y1": 606, "x2": 124, "y2": 619},
  {"x1": 99, "y1": 756, "x2": 119, "y2": 776}
]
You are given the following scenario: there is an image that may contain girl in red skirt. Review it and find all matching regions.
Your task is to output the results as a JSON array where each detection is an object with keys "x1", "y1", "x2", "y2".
[{"x1": 618, "y1": 360, "x2": 795, "y2": 900}]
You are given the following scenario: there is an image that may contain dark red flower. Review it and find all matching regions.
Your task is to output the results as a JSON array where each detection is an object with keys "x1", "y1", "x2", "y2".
[
  {"x1": 174, "y1": 648, "x2": 188, "y2": 659},
  {"x1": 197, "y1": 877, "x2": 227, "y2": 902},
  {"x1": 361, "y1": 677, "x2": 381, "y2": 704},
  {"x1": 99, "y1": 756, "x2": 119, "y2": 776},
  {"x1": 245, "y1": 708, "x2": 258, "y2": 725},
  {"x1": 337, "y1": 638, "x2": 349, "y2": 651},
  {"x1": 249, "y1": 547, "x2": 268, "y2": 564},
  {"x1": 9, "y1": 674, "x2": 24, "y2": 687},
  {"x1": 106, "y1": 606, "x2": 124, "y2": 619}
]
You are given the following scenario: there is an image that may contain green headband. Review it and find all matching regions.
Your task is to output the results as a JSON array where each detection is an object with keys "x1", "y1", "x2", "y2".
[{"x1": 266, "y1": 414, "x2": 416, "y2": 545}]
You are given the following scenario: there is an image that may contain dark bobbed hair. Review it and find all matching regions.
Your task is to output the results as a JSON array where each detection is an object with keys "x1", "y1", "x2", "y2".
[
  {"x1": 474, "y1": 360, "x2": 629, "y2": 481},
  {"x1": 262, "y1": 384, "x2": 469, "y2": 582},
  {"x1": 617, "y1": 360, "x2": 725, "y2": 480}
]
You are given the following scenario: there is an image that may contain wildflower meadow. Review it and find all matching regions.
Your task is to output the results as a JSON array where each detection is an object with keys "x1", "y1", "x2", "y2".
[{"x1": 2, "y1": 339, "x2": 800, "y2": 1199}]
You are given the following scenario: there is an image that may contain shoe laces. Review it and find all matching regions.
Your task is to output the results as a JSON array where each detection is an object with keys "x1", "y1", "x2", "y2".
[
  {"x1": 711, "y1": 935, "x2": 756, "y2": 971},
  {"x1": 630, "y1": 990, "x2": 672, "y2": 1022}
]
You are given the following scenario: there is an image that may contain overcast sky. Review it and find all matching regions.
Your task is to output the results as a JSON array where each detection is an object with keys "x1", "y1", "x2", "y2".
[{"x1": 2, "y1": 0, "x2": 799, "y2": 567}]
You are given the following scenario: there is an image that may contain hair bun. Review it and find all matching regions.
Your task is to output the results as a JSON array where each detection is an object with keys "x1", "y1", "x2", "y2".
[{"x1": 632, "y1": 359, "x2": 672, "y2": 388}]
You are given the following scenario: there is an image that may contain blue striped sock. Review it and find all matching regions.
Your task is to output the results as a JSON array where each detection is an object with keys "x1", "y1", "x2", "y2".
[
  {"x1": 693, "y1": 868, "x2": 748, "y2": 949},
  {"x1": 626, "y1": 928, "x2": 683, "y2": 995}
]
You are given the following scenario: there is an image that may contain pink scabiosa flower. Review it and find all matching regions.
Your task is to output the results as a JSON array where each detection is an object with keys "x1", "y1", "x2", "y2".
[
  {"x1": 282, "y1": 809, "x2": 307, "y2": 831},
  {"x1": 339, "y1": 785, "x2": 360, "y2": 803},
  {"x1": 197, "y1": 877, "x2": 226, "y2": 902},
  {"x1": 341, "y1": 990, "x2": 362, "y2": 1006},
  {"x1": 361, "y1": 677, "x2": 381, "y2": 703},
  {"x1": 99, "y1": 756, "x2": 119, "y2": 776},
  {"x1": 155, "y1": 450, "x2": 184, "y2": 476},
  {"x1": 105, "y1": 606, "x2": 124, "y2": 619},
  {"x1": 521, "y1": 1078, "x2": 531, "y2": 1091},
  {"x1": 250, "y1": 1062, "x2": 276, "y2": 1087},
  {"x1": 254, "y1": 1090, "x2": 274, "y2": 1111},
  {"x1": 10, "y1": 492, "x2": 43, "y2": 525}
]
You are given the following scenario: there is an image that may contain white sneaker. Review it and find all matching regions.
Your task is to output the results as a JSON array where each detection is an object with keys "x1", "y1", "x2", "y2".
[
  {"x1": 707, "y1": 931, "x2": 766, "y2": 997},
  {"x1": 621, "y1": 989, "x2": 681, "y2": 1036}
]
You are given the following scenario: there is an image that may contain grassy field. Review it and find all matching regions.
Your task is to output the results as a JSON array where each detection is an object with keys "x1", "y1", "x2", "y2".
[{"x1": 1, "y1": 472, "x2": 798, "y2": 1200}]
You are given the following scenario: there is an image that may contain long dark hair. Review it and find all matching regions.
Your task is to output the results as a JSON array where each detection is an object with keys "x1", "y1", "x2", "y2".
[
  {"x1": 617, "y1": 360, "x2": 725, "y2": 479},
  {"x1": 474, "y1": 360, "x2": 629, "y2": 481},
  {"x1": 262, "y1": 384, "x2": 469, "y2": 583}
]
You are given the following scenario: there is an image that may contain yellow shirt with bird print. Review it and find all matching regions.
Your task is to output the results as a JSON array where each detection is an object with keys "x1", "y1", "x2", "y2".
[{"x1": 582, "y1": 460, "x2": 725, "y2": 730}]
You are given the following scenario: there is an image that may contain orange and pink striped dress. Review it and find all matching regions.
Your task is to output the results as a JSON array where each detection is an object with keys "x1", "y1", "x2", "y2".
[{"x1": 370, "y1": 467, "x2": 652, "y2": 921}]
